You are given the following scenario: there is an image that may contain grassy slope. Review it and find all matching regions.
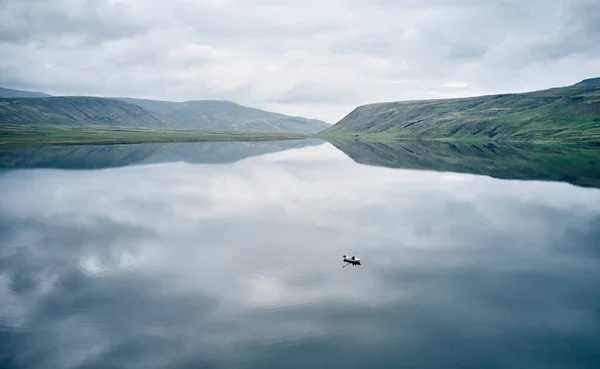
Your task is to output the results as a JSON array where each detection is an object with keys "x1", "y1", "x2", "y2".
[
  {"x1": 0, "y1": 125, "x2": 308, "y2": 148},
  {"x1": 0, "y1": 96, "x2": 181, "y2": 128},
  {"x1": 0, "y1": 95, "x2": 320, "y2": 146},
  {"x1": 0, "y1": 94, "x2": 329, "y2": 134},
  {"x1": 328, "y1": 137, "x2": 600, "y2": 189},
  {"x1": 117, "y1": 97, "x2": 330, "y2": 133},
  {"x1": 322, "y1": 79, "x2": 600, "y2": 143},
  {"x1": 0, "y1": 87, "x2": 51, "y2": 98}
]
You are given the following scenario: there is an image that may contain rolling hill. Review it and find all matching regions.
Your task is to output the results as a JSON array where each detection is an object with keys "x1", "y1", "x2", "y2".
[
  {"x1": 117, "y1": 97, "x2": 329, "y2": 133},
  {"x1": 323, "y1": 78, "x2": 600, "y2": 143},
  {"x1": 0, "y1": 87, "x2": 51, "y2": 98},
  {"x1": 0, "y1": 96, "x2": 180, "y2": 128},
  {"x1": 0, "y1": 87, "x2": 329, "y2": 133}
]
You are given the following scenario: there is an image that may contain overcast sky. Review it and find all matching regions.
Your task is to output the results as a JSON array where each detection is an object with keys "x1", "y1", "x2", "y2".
[{"x1": 1, "y1": 0, "x2": 599, "y2": 122}]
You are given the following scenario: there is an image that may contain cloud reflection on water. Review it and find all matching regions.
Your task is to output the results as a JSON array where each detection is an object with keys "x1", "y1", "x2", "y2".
[{"x1": 1, "y1": 143, "x2": 599, "y2": 369}]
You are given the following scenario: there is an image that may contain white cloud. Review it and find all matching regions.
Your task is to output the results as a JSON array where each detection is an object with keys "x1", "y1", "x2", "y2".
[{"x1": 1, "y1": 0, "x2": 598, "y2": 122}]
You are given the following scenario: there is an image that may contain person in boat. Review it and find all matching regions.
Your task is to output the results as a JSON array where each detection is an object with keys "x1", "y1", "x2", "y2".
[{"x1": 342, "y1": 255, "x2": 361, "y2": 267}]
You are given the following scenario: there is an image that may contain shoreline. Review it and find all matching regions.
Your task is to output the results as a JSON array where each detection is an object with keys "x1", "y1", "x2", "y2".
[{"x1": 0, "y1": 126, "x2": 312, "y2": 148}]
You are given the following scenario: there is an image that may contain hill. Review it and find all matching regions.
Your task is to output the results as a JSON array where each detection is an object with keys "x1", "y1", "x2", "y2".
[
  {"x1": 0, "y1": 96, "x2": 180, "y2": 128},
  {"x1": 117, "y1": 97, "x2": 330, "y2": 133},
  {"x1": 0, "y1": 91, "x2": 329, "y2": 133},
  {"x1": 322, "y1": 78, "x2": 600, "y2": 143},
  {"x1": 573, "y1": 77, "x2": 600, "y2": 88},
  {"x1": 0, "y1": 87, "x2": 51, "y2": 98}
]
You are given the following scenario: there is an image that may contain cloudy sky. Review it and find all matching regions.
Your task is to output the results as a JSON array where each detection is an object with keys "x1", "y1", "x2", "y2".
[{"x1": 1, "y1": 0, "x2": 599, "y2": 122}]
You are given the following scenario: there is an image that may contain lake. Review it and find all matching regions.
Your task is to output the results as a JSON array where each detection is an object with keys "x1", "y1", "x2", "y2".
[{"x1": 1, "y1": 140, "x2": 599, "y2": 369}]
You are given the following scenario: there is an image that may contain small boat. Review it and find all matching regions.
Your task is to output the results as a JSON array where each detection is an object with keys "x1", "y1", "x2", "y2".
[{"x1": 343, "y1": 255, "x2": 361, "y2": 265}]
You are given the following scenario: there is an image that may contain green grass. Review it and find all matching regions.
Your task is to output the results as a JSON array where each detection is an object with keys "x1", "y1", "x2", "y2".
[
  {"x1": 0, "y1": 95, "x2": 330, "y2": 134},
  {"x1": 322, "y1": 82, "x2": 600, "y2": 143},
  {"x1": 0, "y1": 125, "x2": 310, "y2": 148}
]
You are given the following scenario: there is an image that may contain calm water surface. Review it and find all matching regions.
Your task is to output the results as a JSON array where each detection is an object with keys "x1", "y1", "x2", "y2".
[{"x1": 1, "y1": 141, "x2": 599, "y2": 369}]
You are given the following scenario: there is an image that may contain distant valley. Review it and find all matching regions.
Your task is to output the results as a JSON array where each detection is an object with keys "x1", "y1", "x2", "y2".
[
  {"x1": 0, "y1": 88, "x2": 330, "y2": 134},
  {"x1": 2, "y1": 78, "x2": 599, "y2": 145},
  {"x1": 324, "y1": 78, "x2": 600, "y2": 143}
]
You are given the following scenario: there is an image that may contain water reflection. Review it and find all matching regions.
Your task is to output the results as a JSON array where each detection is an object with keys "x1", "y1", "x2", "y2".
[
  {"x1": 0, "y1": 139, "x2": 323, "y2": 170},
  {"x1": 1, "y1": 143, "x2": 599, "y2": 369},
  {"x1": 329, "y1": 138, "x2": 600, "y2": 189}
]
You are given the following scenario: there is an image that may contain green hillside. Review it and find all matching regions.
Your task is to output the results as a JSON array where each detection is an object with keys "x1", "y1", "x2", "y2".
[
  {"x1": 0, "y1": 96, "x2": 180, "y2": 128},
  {"x1": 0, "y1": 87, "x2": 51, "y2": 98},
  {"x1": 0, "y1": 124, "x2": 306, "y2": 147},
  {"x1": 322, "y1": 78, "x2": 600, "y2": 143},
  {"x1": 0, "y1": 90, "x2": 329, "y2": 133},
  {"x1": 118, "y1": 97, "x2": 330, "y2": 133}
]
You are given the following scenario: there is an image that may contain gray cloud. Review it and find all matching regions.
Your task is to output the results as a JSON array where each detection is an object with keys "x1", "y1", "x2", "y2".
[
  {"x1": 0, "y1": 0, "x2": 599, "y2": 121},
  {"x1": 0, "y1": 0, "x2": 148, "y2": 44}
]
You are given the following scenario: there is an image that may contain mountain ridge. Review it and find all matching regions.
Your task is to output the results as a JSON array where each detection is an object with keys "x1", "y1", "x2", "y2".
[
  {"x1": 0, "y1": 88, "x2": 329, "y2": 133},
  {"x1": 0, "y1": 87, "x2": 52, "y2": 98},
  {"x1": 573, "y1": 77, "x2": 600, "y2": 88},
  {"x1": 0, "y1": 96, "x2": 181, "y2": 128},
  {"x1": 116, "y1": 97, "x2": 329, "y2": 133}
]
